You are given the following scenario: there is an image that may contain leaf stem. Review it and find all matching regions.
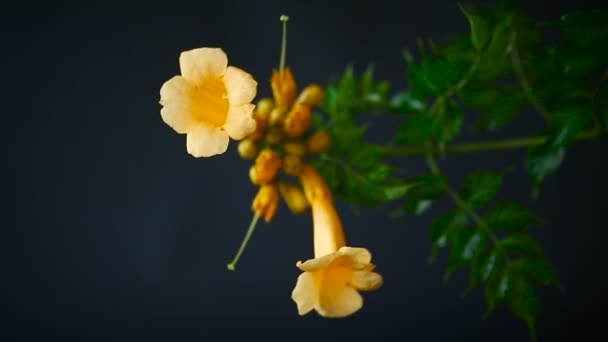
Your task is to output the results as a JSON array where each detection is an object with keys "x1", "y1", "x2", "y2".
[
  {"x1": 385, "y1": 128, "x2": 606, "y2": 156},
  {"x1": 424, "y1": 144, "x2": 510, "y2": 261}
]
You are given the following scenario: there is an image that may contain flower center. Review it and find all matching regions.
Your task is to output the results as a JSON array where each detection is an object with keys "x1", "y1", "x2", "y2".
[{"x1": 191, "y1": 77, "x2": 229, "y2": 127}]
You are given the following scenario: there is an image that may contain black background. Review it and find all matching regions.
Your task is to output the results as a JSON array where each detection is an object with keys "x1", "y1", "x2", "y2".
[{"x1": 11, "y1": 0, "x2": 608, "y2": 341}]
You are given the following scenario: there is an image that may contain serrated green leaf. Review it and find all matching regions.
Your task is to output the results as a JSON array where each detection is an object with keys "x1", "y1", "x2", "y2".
[
  {"x1": 405, "y1": 199, "x2": 433, "y2": 216},
  {"x1": 594, "y1": 79, "x2": 608, "y2": 129},
  {"x1": 502, "y1": 233, "x2": 544, "y2": 258},
  {"x1": 512, "y1": 257, "x2": 559, "y2": 286},
  {"x1": 367, "y1": 164, "x2": 393, "y2": 182},
  {"x1": 361, "y1": 64, "x2": 375, "y2": 95},
  {"x1": 478, "y1": 88, "x2": 526, "y2": 131},
  {"x1": 460, "y1": 170, "x2": 502, "y2": 208},
  {"x1": 390, "y1": 91, "x2": 427, "y2": 114},
  {"x1": 558, "y1": 9, "x2": 608, "y2": 49},
  {"x1": 509, "y1": 276, "x2": 539, "y2": 337},
  {"x1": 336, "y1": 65, "x2": 358, "y2": 111},
  {"x1": 430, "y1": 210, "x2": 468, "y2": 249},
  {"x1": 397, "y1": 114, "x2": 434, "y2": 144},
  {"x1": 432, "y1": 99, "x2": 464, "y2": 143},
  {"x1": 485, "y1": 201, "x2": 541, "y2": 231},
  {"x1": 322, "y1": 85, "x2": 338, "y2": 115},
  {"x1": 460, "y1": 85, "x2": 501, "y2": 108},
  {"x1": 469, "y1": 245, "x2": 502, "y2": 290},
  {"x1": 527, "y1": 147, "x2": 565, "y2": 186},
  {"x1": 380, "y1": 179, "x2": 414, "y2": 201},
  {"x1": 449, "y1": 229, "x2": 486, "y2": 273},
  {"x1": 459, "y1": 4, "x2": 492, "y2": 50},
  {"x1": 405, "y1": 174, "x2": 447, "y2": 200},
  {"x1": 408, "y1": 62, "x2": 435, "y2": 98},
  {"x1": 485, "y1": 263, "x2": 513, "y2": 314}
]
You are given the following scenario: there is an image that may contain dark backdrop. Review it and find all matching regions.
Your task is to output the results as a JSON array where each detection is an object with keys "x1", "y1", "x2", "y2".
[{"x1": 10, "y1": 0, "x2": 608, "y2": 341}]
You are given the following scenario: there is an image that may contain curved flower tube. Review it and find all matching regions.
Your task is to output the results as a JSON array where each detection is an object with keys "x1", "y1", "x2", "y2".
[{"x1": 291, "y1": 165, "x2": 383, "y2": 318}]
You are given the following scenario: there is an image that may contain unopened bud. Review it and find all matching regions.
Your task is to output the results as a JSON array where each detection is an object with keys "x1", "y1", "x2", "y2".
[
  {"x1": 269, "y1": 107, "x2": 287, "y2": 127},
  {"x1": 296, "y1": 84, "x2": 325, "y2": 108},
  {"x1": 271, "y1": 68, "x2": 297, "y2": 110},
  {"x1": 256, "y1": 98, "x2": 274, "y2": 120},
  {"x1": 249, "y1": 165, "x2": 260, "y2": 185},
  {"x1": 255, "y1": 148, "x2": 282, "y2": 184},
  {"x1": 284, "y1": 142, "x2": 307, "y2": 156},
  {"x1": 307, "y1": 131, "x2": 332, "y2": 154},
  {"x1": 282, "y1": 154, "x2": 304, "y2": 176},
  {"x1": 238, "y1": 139, "x2": 258, "y2": 159},
  {"x1": 252, "y1": 183, "x2": 280, "y2": 222},
  {"x1": 265, "y1": 127, "x2": 284, "y2": 145},
  {"x1": 283, "y1": 103, "x2": 312, "y2": 138},
  {"x1": 278, "y1": 182, "x2": 310, "y2": 214},
  {"x1": 249, "y1": 113, "x2": 267, "y2": 141}
]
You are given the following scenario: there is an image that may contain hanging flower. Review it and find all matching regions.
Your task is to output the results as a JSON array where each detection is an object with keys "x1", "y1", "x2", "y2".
[
  {"x1": 291, "y1": 166, "x2": 383, "y2": 318},
  {"x1": 160, "y1": 48, "x2": 258, "y2": 157}
]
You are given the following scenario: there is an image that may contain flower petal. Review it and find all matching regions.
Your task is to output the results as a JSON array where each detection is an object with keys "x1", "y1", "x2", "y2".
[
  {"x1": 186, "y1": 124, "x2": 229, "y2": 157},
  {"x1": 296, "y1": 252, "x2": 339, "y2": 272},
  {"x1": 160, "y1": 76, "x2": 197, "y2": 134},
  {"x1": 223, "y1": 104, "x2": 256, "y2": 140},
  {"x1": 291, "y1": 272, "x2": 318, "y2": 315},
  {"x1": 179, "y1": 48, "x2": 228, "y2": 86},
  {"x1": 339, "y1": 247, "x2": 372, "y2": 269},
  {"x1": 223, "y1": 66, "x2": 257, "y2": 106},
  {"x1": 351, "y1": 271, "x2": 383, "y2": 291},
  {"x1": 317, "y1": 285, "x2": 363, "y2": 318}
]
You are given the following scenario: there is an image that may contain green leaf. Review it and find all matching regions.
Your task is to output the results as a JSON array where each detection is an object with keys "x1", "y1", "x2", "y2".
[
  {"x1": 390, "y1": 91, "x2": 427, "y2": 114},
  {"x1": 526, "y1": 147, "x2": 565, "y2": 186},
  {"x1": 594, "y1": 79, "x2": 608, "y2": 129},
  {"x1": 432, "y1": 99, "x2": 464, "y2": 143},
  {"x1": 469, "y1": 246, "x2": 501, "y2": 290},
  {"x1": 459, "y1": 4, "x2": 492, "y2": 50},
  {"x1": 430, "y1": 210, "x2": 468, "y2": 249},
  {"x1": 360, "y1": 64, "x2": 375, "y2": 95},
  {"x1": 405, "y1": 174, "x2": 447, "y2": 200},
  {"x1": 380, "y1": 179, "x2": 414, "y2": 201},
  {"x1": 336, "y1": 65, "x2": 358, "y2": 111},
  {"x1": 367, "y1": 164, "x2": 393, "y2": 182},
  {"x1": 397, "y1": 114, "x2": 434, "y2": 144},
  {"x1": 485, "y1": 263, "x2": 513, "y2": 314},
  {"x1": 512, "y1": 257, "x2": 560, "y2": 286},
  {"x1": 404, "y1": 199, "x2": 433, "y2": 215},
  {"x1": 501, "y1": 233, "x2": 544, "y2": 258},
  {"x1": 484, "y1": 201, "x2": 542, "y2": 231},
  {"x1": 460, "y1": 85, "x2": 500, "y2": 108},
  {"x1": 557, "y1": 9, "x2": 608, "y2": 49},
  {"x1": 460, "y1": 170, "x2": 502, "y2": 208},
  {"x1": 478, "y1": 88, "x2": 526, "y2": 131},
  {"x1": 508, "y1": 276, "x2": 539, "y2": 337},
  {"x1": 449, "y1": 229, "x2": 486, "y2": 273}
]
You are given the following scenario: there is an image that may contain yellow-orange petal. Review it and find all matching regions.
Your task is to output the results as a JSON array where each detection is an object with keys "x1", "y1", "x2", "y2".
[
  {"x1": 291, "y1": 272, "x2": 317, "y2": 315},
  {"x1": 339, "y1": 247, "x2": 372, "y2": 269},
  {"x1": 223, "y1": 66, "x2": 257, "y2": 106},
  {"x1": 186, "y1": 123, "x2": 229, "y2": 157},
  {"x1": 296, "y1": 252, "x2": 338, "y2": 272},
  {"x1": 179, "y1": 48, "x2": 228, "y2": 86},
  {"x1": 317, "y1": 284, "x2": 363, "y2": 318},
  {"x1": 159, "y1": 76, "x2": 197, "y2": 134},
  {"x1": 223, "y1": 104, "x2": 256, "y2": 140},
  {"x1": 351, "y1": 271, "x2": 383, "y2": 291}
]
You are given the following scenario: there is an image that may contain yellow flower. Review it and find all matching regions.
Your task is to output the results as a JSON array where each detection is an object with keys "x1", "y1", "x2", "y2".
[
  {"x1": 252, "y1": 183, "x2": 280, "y2": 222},
  {"x1": 271, "y1": 68, "x2": 297, "y2": 110},
  {"x1": 160, "y1": 48, "x2": 258, "y2": 157},
  {"x1": 291, "y1": 166, "x2": 383, "y2": 318}
]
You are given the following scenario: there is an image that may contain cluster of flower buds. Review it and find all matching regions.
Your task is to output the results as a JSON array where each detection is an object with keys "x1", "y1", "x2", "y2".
[{"x1": 238, "y1": 68, "x2": 332, "y2": 222}]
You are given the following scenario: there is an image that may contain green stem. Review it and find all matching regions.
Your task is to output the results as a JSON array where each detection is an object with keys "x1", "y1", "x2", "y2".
[
  {"x1": 279, "y1": 15, "x2": 289, "y2": 76},
  {"x1": 227, "y1": 212, "x2": 261, "y2": 271},
  {"x1": 385, "y1": 128, "x2": 605, "y2": 156},
  {"x1": 424, "y1": 145, "x2": 510, "y2": 261},
  {"x1": 510, "y1": 32, "x2": 551, "y2": 123}
]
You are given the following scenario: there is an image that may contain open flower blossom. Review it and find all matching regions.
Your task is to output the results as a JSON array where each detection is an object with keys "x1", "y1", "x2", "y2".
[
  {"x1": 160, "y1": 48, "x2": 258, "y2": 157},
  {"x1": 291, "y1": 165, "x2": 383, "y2": 318}
]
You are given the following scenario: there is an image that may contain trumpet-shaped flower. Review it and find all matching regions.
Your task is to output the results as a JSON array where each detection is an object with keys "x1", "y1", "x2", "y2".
[
  {"x1": 160, "y1": 48, "x2": 258, "y2": 157},
  {"x1": 291, "y1": 166, "x2": 383, "y2": 318}
]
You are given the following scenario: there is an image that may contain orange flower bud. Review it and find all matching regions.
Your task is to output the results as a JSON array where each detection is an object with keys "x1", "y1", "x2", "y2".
[
  {"x1": 254, "y1": 148, "x2": 281, "y2": 184},
  {"x1": 256, "y1": 97, "x2": 274, "y2": 121},
  {"x1": 307, "y1": 131, "x2": 332, "y2": 154},
  {"x1": 283, "y1": 103, "x2": 312, "y2": 138},
  {"x1": 249, "y1": 165, "x2": 260, "y2": 185},
  {"x1": 278, "y1": 182, "x2": 310, "y2": 214},
  {"x1": 284, "y1": 142, "x2": 307, "y2": 156},
  {"x1": 282, "y1": 154, "x2": 304, "y2": 176},
  {"x1": 249, "y1": 113, "x2": 267, "y2": 142},
  {"x1": 252, "y1": 183, "x2": 280, "y2": 222},
  {"x1": 269, "y1": 107, "x2": 287, "y2": 127},
  {"x1": 271, "y1": 68, "x2": 297, "y2": 110},
  {"x1": 238, "y1": 138, "x2": 258, "y2": 160},
  {"x1": 296, "y1": 84, "x2": 325, "y2": 108}
]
